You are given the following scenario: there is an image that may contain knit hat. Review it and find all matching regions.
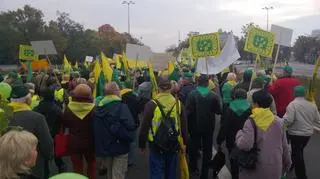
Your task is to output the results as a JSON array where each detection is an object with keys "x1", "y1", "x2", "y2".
[
  {"x1": 8, "y1": 72, "x2": 18, "y2": 79},
  {"x1": 183, "y1": 72, "x2": 193, "y2": 78},
  {"x1": 157, "y1": 76, "x2": 172, "y2": 91},
  {"x1": 294, "y1": 85, "x2": 306, "y2": 97},
  {"x1": 71, "y1": 84, "x2": 92, "y2": 99},
  {"x1": 283, "y1": 65, "x2": 293, "y2": 75},
  {"x1": 0, "y1": 82, "x2": 12, "y2": 99},
  {"x1": 198, "y1": 74, "x2": 209, "y2": 86},
  {"x1": 244, "y1": 69, "x2": 253, "y2": 78},
  {"x1": 11, "y1": 85, "x2": 30, "y2": 99}
]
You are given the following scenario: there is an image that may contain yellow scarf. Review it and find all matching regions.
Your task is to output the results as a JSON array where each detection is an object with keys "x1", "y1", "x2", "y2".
[
  {"x1": 120, "y1": 88, "x2": 132, "y2": 97},
  {"x1": 227, "y1": 80, "x2": 237, "y2": 87},
  {"x1": 250, "y1": 108, "x2": 275, "y2": 131},
  {"x1": 153, "y1": 93, "x2": 176, "y2": 112},
  {"x1": 8, "y1": 102, "x2": 31, "y2": 112},
  {"x1": 68, "y1": 101, "x2": 95, "y2": 120}
]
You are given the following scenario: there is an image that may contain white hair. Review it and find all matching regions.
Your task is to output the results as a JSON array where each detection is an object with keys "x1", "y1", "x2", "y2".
[
  {"x1": 11, "y1": 94, "x2": 31, "y2": 104},
  {"x1": 227, "y1": 72, "x2": 237, "y2": 81}
]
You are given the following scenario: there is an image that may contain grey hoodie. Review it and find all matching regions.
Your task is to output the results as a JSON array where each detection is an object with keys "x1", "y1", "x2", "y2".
[{"x1": 137, "y1": 81, "x2": 152, "y2": 99}]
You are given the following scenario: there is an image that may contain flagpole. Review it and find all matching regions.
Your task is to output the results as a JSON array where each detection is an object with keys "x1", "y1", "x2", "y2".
[{"x1": 249, "y1": 54, "x2": 259, "y2": 90}]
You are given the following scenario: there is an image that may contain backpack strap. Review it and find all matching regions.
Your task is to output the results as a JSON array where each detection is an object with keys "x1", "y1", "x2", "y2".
[
  {"x1": 153, "y1": 99, "x2": 176, "y2": 119},
  {"x1": 150, "y1": 100, "x2": 176, "y2": 139},
  {"x1": 249, "y1": 118, "x2": 258, "y2": 150}
]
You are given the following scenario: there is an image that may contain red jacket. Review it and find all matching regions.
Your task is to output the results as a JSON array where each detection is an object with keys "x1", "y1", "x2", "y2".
[{"x1": 268, "y1": 77, "x2": 301, "y2": 117}]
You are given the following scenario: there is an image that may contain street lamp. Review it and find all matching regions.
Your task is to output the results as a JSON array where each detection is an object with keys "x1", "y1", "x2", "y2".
[
  {"x1": 122, "y1": 1, "x2": 135, "y2": 34},
  {"x1": 262, "y1": 6, "x2": 274, "y2": 31}
]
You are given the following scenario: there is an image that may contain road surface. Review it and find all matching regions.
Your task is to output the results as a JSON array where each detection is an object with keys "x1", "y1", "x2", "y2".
[{"x1": 50, "y1": 118, "x2": 320, "y2": 179}]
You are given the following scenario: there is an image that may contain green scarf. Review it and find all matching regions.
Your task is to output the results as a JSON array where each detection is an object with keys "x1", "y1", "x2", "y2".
[
  {"x1": 196, "y1": 86, "x2": 210, "y2": 97},
  {"x1": 68, "y1": 101, "x2": 95, "y2": 120},
  {"x1": 229, "y1": 99, "x2": 250, "y2": 116}
]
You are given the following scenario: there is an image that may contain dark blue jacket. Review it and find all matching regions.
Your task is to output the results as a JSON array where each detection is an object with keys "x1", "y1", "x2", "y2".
[{"x1": 93, "y1": 101, "x2": 135, "y2": 157}]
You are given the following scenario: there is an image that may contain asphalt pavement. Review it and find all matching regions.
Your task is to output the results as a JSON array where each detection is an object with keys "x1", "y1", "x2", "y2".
[
  {"x1": 49, "y1": 118, "x2": 320, "y2": 179},
  {"x1": 235, "y1": 62, "x2": 316, "y2": 77}
]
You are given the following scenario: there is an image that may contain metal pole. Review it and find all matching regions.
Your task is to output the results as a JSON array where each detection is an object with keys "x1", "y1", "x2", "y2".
[
  {"x1": 267, "y1": 9, "x2": 269, "y2": 31},
  {"x1": 128, "y1": 3, "x2": 130, "y2": 34}
]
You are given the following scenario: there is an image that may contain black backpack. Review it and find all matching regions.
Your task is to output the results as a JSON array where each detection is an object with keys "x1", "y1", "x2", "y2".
[{"x1": 151, "y1": 100, "x2": 179, "y2": 154}]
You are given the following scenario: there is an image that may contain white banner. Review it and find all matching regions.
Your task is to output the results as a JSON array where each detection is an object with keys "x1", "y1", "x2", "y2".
[
  {"x1": 151, "y1": 53, "x2": 171, "y2": 71},
  {"x1": 196, "y1": 33, "x2": 240, "y2": 74},
  {"x1": 271, "y1": 24, "x2": 293, "y2": 47},
  {"x1": 126, "y1": 44, "x2": 152, "y2": 61}
]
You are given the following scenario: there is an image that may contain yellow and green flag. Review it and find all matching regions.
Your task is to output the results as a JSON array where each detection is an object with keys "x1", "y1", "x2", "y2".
[
  {"x1": 92, "y1": 60, "x2": 105, "y2": 98},
  {"x1": 101, "y1": 52, "x2": 113, "y2": 82},
  {"x1": 19, "y1": 45, "x2": 37, "y2": 60},
  {"x1": 148, "y1": 62, "x2": 158, "y2": 97},
  {"x1": 244, "y1": 26, "x2": 275, "y2": 58},
  {"x1": 190, "y1": 33, "x2": 220, "y2": 58},
  {"x1": 307, "y1": 56, "x2": 320, "y2": 103},
  {"x1": 63, "y1": 55, "x2": 72, "y2": 74}
]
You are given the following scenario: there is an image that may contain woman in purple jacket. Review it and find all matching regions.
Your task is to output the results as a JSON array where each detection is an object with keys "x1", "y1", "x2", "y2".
[{"x1": 235, "y1": 90, "x2": 292, "y2": 179}]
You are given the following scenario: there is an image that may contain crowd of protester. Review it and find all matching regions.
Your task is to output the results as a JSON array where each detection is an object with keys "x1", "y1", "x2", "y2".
[{"x1": 0, "y1": 63, "x2": 320, "y2": 179}]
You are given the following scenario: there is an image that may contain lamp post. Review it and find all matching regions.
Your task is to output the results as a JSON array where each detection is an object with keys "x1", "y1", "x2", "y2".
[
  {"x1": 122, "y1": 1, "x2": 135, "y2": 34},
  {"x1": 262, "y1": 6, "x2": 274, "y2": 31}
]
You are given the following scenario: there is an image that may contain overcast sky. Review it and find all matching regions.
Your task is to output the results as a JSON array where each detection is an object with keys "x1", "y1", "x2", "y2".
[{"x1": 1, "y1": 0, "x2": 320, "y2": 52}]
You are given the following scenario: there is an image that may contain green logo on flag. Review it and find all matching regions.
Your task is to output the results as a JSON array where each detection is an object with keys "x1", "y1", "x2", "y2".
[
  {"x1": 191, "y1": 33, "x2": 220, "y2": 58},
  {"x1": 244, "y1": 27, "x2": 275, "y2": 58},
  {"x1": 19, "y1": 45, "x2": 37, "y2": 60}
]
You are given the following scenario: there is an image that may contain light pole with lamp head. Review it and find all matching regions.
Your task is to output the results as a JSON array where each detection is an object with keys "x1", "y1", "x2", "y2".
[
  {"x1": 122, "y1": 1, "x2": 135, "y2": 35},
  {"x1": 262, "y1": 6, "x2": 274, "y2": 31}
]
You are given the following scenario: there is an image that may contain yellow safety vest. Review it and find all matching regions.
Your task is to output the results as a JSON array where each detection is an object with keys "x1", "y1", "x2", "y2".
[{"x1": 148, "y1": 100, "x2": 181, "y2": 142}]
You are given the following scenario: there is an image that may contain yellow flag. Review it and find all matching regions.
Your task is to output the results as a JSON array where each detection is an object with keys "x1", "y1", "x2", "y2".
[
  {"x1": 307, "y1": 56, "x2": 320, "y2": 103},
  {"x1": 168, "y1": 60, "x2": 175, "y2": 74},
  {"x1": 149, "y1": 62, "x2": 158, "y2": 97},
  {"x1": 63, "y1": 55, "x2": 72, "y2": 74},
  {"x1": 92, "y1": 60, "x2": 102, "y2": 97},
  {"x1": 74, "y1": 61, "x2": 79, "y2": 69},
  {"x1": 101, "y1": 52, "x2": 113, "y2": 82}
]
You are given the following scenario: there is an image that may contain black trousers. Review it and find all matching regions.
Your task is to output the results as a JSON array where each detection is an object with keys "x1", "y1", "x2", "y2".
[
  {"x1": 189, "y1": 131, "x2": 213, "y2": 179},
  {"x1": 227, "y1": 147, "x2": 239, "y2": 179},
  {"x1": 288, "y1": 135, "x2": 310, "y2": 179}
]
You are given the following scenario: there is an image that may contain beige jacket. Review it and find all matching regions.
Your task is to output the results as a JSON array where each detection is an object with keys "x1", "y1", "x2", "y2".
[{"x1": 283, "y1": 97, "x2": 320, "y2": 136}]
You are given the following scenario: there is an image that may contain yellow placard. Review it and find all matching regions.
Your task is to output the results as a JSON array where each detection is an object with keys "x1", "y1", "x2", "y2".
[
  {"x1": 190, "y1": 33, "x2": 220, "y2": 58},
  {"x1": 19, "y1": 45, "x2": 37, "y2": 60},
  {"x1": 244, "y1": 27, "x2": 275, "y2": 58}
]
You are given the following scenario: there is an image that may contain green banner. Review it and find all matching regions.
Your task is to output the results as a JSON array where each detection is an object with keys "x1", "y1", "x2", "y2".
[
  {"x1": 190, "y1": 33, "x2": 220, "y2": 58},
  {"x1": 244, "y1": 27, "x2": 275, "y2": 58},
  {"x1": 19, "y1": 45, "x2": 36, "y2": 60}
]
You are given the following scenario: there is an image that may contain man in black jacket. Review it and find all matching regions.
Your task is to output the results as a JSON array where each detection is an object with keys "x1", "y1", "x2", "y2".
[
  {"x1": 34, "y1": 88, "x2": 66, "y2": 174},
  {"x1": 217, "y1": 88, "x2": 251, "y2": 179},
  {"x1": 186, "y1": 74, "x2": 222, "y2": 179},
  {"x1": 8, "y1": 85, "x2": 53, "y2": 179}
]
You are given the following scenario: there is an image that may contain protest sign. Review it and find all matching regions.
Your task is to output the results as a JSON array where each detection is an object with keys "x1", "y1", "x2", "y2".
[
  {"x1": 126, "y1": 44, "x2": 152, "y2": 61},
  {"x1": 190, "y1": 33, "x2": 220, "y2": 58},
  {"x1": 196, "y1": 33, "x2": 240, "y2": 74},
  {"x1": 271, "y1": 24, "x2": 293, "y2": 47},
  {"x1": 244, "y1": 27, "x2": 275, "y2": 58},
  {"x1": 19, "y1": 45, "x2": 36, "y2": 60},
  {"x1": 85, "y1": 56, "x2": 93, "y2": 62}
]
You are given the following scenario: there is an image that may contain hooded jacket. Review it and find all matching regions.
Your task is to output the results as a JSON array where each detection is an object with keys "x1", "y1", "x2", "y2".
[
  {"x1": 217, "y1": 99, "x2": 251, "y2": 150},
  {"x1": 186, "y1": 86, "x2": 222, "y2": 133},
  {"x1": 235, "y1": 108, "x2": 292, "y2": 179},
  {"x1": 62, "y1": 97, "x2": 95, "y2": 154},
  {"x1": 268, "y1": 77, "x2": 301, "y2": 117},
  {"x1": 93, "y1": 95, "x2": 135, "y2": 157},
  {"x1": 9, "y1": 102, "x2": 53, "y2": 179}
]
